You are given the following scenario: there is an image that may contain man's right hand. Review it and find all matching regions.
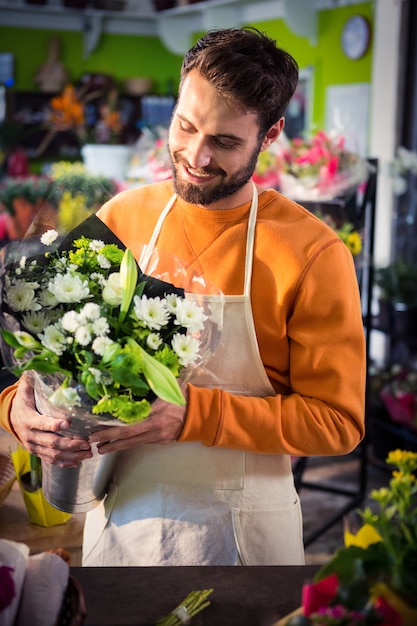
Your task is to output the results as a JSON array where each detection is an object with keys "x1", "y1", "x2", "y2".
[{"x1": 10, "y1": 373, "x2": 93, "y2": 468}]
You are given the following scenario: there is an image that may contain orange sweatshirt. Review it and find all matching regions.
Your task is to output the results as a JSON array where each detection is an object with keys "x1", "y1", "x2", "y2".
[{"x1": 0, "y1": 180, "x2": 366, "y2": 456}]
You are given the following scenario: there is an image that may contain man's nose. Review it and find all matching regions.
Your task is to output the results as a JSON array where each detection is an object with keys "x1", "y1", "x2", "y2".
[{"x1": 186, "y1": 136, "x2": 211, "y2": 169}]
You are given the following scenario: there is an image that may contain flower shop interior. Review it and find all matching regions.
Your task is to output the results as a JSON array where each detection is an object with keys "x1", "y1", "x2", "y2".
[{"x1": 0, "y1": 0, "x2": 417, "y2": 613}]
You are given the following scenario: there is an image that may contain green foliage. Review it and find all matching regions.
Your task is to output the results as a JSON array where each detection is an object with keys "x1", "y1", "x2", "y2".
[{"x1": 374, "y1": 259, "x2": 417, "y2": 308}]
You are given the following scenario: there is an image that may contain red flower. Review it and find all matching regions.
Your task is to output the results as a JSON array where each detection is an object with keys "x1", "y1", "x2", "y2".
[
  {"x1": 301, "y1": 574, "x2": 339, "y2": 615},
  {"x1": 374, "y1": 595, "x2": 403, "y2": 626}
]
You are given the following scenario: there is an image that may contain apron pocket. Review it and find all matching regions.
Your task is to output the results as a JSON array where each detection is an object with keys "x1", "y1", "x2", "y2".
[{"x1": 232, "y1": 498, "x2": 305, "y2": 566}]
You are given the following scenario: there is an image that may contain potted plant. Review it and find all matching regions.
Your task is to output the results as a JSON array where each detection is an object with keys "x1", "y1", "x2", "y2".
[
  {"x1": 280, "y1": 450, "x2": 417, "y2": 626},
  {"x1": 374, "y1": 259, "x2": 417, "y2": 337}
]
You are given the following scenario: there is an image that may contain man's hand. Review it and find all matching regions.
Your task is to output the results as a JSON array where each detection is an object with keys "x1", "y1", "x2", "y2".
[
  {"x1": 88, "y1": 393, "x2": 188, "y2": 455},
  {"x1": 10, "y1": 373, "x2": 93, "y2": 468}
]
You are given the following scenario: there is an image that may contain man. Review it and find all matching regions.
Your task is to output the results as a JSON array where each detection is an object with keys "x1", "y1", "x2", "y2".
[{"x1": 0, "y1": 27, "x2": 366, "y2": 566}]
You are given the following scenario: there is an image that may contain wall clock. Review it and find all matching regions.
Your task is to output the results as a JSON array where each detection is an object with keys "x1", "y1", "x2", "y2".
[{"x1": 341, "y1": 15, "x2": 371, "y2": 60}]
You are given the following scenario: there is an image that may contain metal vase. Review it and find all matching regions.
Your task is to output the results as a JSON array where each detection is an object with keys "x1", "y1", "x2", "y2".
[{"x1": 32, "y1": 372, "x2": 121, "y2": 514}]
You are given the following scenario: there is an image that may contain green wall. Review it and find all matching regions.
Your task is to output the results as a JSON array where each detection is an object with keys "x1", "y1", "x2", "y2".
[
  {"x1": 0, "y1": 27, "x2": 183, "y2": 94},
  {"x1": 253, "y1": 1, "x2": 374, "y2": 131},
  {"x1": 0, "y1": 1, "x2": 373, "y2": 130}
]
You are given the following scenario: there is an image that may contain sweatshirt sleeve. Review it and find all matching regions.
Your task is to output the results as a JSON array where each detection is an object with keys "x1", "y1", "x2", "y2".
[
  {"x1": 0, "y1": 382, "x2": 19, "y2": 437},
  {"x1": 178, "y1": 239, "x2": 366, "y2": 457}
]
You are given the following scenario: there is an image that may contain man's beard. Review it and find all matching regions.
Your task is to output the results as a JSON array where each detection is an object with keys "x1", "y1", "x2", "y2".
[{"x1": 168, "y1": 143, "x2": 261, "y2": 206}]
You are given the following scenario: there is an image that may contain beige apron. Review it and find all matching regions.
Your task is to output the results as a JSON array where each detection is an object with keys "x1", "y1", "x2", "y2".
[{"x1": 82, "y1": 183, "x2": 304, "y2": 566}]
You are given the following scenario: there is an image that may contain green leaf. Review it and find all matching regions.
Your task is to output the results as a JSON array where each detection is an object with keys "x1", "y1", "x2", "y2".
[
  {"x1": 1, "y1": 329, "x2": 26, "y2": 349},
  {"x1": 128, "y1": 338, "x2": 185, "y2": 406},
  {"x1": 81, "y1": 370, "x2": 100, "y2": 399},
  {"x1": 119, "y1": 248, "x2": 138, "y2": 324},
  {"x1": 14, "y1": 355, "x2": 70, "y2": 376},
  {"x1": 110, "y1": 363, "x2": 150, "y2": 393}
]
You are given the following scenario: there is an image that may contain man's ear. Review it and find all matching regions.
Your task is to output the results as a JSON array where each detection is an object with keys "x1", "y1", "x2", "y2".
[{"x1": 259, "y1": 118, "x2": 285, "y2": 151}]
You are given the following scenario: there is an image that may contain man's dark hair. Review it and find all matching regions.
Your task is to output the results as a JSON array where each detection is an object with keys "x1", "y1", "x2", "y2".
[{"x1": 180, "y1": 27, "x2": 299, "y2": 138}]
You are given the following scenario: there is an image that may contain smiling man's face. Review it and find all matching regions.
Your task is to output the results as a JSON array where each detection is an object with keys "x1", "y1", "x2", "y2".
[{"x1": 168, "y1": 70, "x2": 269, "y2": 210}]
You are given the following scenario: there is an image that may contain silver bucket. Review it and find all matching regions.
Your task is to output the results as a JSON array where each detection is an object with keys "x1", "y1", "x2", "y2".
[
  {"x1": 32, "y1": 372, "x2": 122, "y2": 514},
  {"x1": 40, "y1": 446, "x2": 119, "y2": 514}
]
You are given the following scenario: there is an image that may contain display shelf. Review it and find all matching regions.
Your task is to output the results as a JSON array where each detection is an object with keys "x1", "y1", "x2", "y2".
[
  {"x1": 0, "y1": 0, "x2": 320, "y2": 56},
  {"x1": 3, "y1": 90, "x2": 176, "y2": 159},
  {"x1": 293, "y1": 160, "x2": 378, "y2": 547}
]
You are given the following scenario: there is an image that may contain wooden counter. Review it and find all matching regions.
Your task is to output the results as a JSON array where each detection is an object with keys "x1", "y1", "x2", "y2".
[{"x1": 0, "y1": 430, "x2": 85, "y2": 565}]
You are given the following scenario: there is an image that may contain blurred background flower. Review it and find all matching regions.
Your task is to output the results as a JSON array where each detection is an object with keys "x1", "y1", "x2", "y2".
[
  {"x1": 254, "y1": 130, "x2": 370, "y2": 202},
  {"x1": 36, "y1": 84, "x2": 126, "y2": 156}
]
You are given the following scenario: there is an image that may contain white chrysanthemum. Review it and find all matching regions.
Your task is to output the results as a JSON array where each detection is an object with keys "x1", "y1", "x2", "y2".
[
  {"x1": 88, "y1": 367, "x2": 102, "y2": 383},
  {"x1": 48, "y1": 386, "x2": 81, "y2": 408},
  {"x1": 61, "y1": 310, "x2": 80, "y2": 333},
  {"x1": 165, "y1": 293, "x2": 180, "y2": 313},
  {"x1": 146, "y1": 332, "x2": 162, "y2": 350},
  {"x1": 89, "y1": 240, "x2": 105, "y2": 252},
  {"x1": 6, "y1": 280, "x2": 41, "y2": 312},
  {"x1": 174, "y1": 298, "x2": 208, "y2": 332},
  {"x1": 92, "y1": 317, "x2": 110, "y2": 336},
  {"x1": 102, "y1": 272, "x2": 122, "y2": 306},
  {"x1": 52, "y1": 258, "x2": 69, "y2": 273},
  {"x1": 171, "y1": 333, "x2": 200, "y2": 366},
  {"x1": 75, "y1": 324, "x2": 93, "y2": 346},
  {"x1": 22, "y1": 310, "x2": 51, "y2": 334},
  {"x1": 39, "y1": 324, "x2": 66, "y2": 355},
  {"x1": 92, "y1": 336, "x2": 115, "y2": 356},
  {"x1": 48, "y1": 272, "x2": 90, "y2": 304},
  {"x1": 91, "y1": 272, "x2": 106, "y2": 286},
  {"x1": 97, "y1": 254, "x2": 111, "y2": 269},
  {"x1": 39, "y1": 289, "x2": 59, "y2": 308},
  {"x1": 80, "y1": 302, "x2": 101, "y2": 321},
  {"x1": 19, "y1": 256, "x2": 27, "y2": 269},
  {"x1": 133, "y1": 295, "x2": 170, "y2": 330},
  {"x1": 40, "y1": 229, "x2": 59, "y2": 246}
]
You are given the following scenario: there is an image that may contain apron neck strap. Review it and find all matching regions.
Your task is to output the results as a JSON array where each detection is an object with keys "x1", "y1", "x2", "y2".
[
  {"x1": 139, "y1": 193, "x2": 177, "y2": 270},
  {"x1": 244, "y1": 181, "x2": 258, "y2": 297}
]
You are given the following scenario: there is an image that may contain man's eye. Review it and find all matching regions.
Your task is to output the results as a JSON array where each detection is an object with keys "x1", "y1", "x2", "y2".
[
  {"x1": 179, "y1": 122, "x2": 194, "y2": 134},
  {"x1": 214, "y1": 138, "x2": 237, "y2": 149}
]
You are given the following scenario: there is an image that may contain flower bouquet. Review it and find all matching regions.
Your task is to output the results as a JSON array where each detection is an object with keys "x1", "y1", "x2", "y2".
[
  {"x1": 0, "y1": 211, "x2": 222, "y2": 512},
  {"x1": 279, "y1": 450, "x2": 417, "y2": 626},
  {"x1": 126, "y1": 126, "x2": 172, "y2": 184},
  {"x1": 273, "y1": 131, "x2": 370, "y2": 202}
]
